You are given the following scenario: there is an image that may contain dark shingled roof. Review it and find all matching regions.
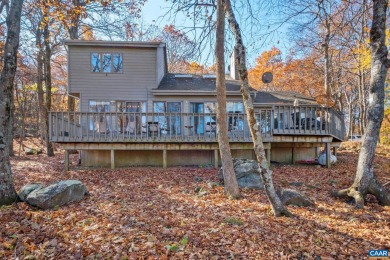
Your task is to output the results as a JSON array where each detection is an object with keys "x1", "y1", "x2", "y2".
[
  {"x1": 254, "y1": 91, "x2": 317, "y2": 105},
  {"x1": 157, "y1": 73, "x2": 242, "y2": 91},
  {"x1": 156, "y1": 73, "x2": 317, "y2": 105}
]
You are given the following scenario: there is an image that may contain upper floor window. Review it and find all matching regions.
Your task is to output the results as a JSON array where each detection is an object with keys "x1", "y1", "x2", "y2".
[{"x1": 91, "y1": 52, "x2": 122, "y2": 73}]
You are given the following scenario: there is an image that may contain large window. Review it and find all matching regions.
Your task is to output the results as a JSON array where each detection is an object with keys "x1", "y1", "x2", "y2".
[
  {"x1": 91, "y1": 52, "x2": 122, "y2": 73},
  {"x1": 113, "y1": 53, "x2": 123, "y2": 72},
  {"x1": 117, "y1": 101, "x2": 146, "y2": 134},
  {"x1": 153, "y1": 102, "x2": 182, "y2": 134},
  {"x1": 89, "y1": 101, "x2": 112, "y2": 132},
  {"x1": 102, "y1": 53, "x2": 111, "y2": 73},
  {"x1": 189, "y1": 102, "x2": 245, "y2": 133},
  {"x1": 190, "y1": 102, "x2": 216, "y2": 134},
  {"x1": 88, "y1": 100, "x2": 146, "y2": 133},
  {"x1": 226, "y1": 102, "x2": 244, "y2": 131},
  {"x1": 91, "y1": 53, "x2": 101, "y2": 72}
]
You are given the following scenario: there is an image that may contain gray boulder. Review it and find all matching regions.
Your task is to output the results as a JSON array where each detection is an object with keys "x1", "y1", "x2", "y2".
[
  {"x1": 25, "y1": 148, "x2": 43, "y2": 155},
  {"x1": 26, "y1": 180, "x2": 88, "y2": 209},
  {"x1": 277, "y1": 188, "x2": 314, "y2": 207},
  {"x1": 18, "y1": 183, "x2": 45, "y2": 202},
  {"x1": 218, "y1": 159, "x2": 264, "y2": 189}
]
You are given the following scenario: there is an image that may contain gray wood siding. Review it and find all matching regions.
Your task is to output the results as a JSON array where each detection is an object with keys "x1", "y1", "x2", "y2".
[
  {"x1": 68, "y1": 45, "x2": 158, "y2": 111},
  {"x1": 156, "y1": 47, "x2": 165, "y2": 85}
]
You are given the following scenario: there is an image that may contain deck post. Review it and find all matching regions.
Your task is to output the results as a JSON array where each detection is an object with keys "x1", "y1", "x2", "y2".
[
  {"x1": 163, "y1": 149, "x2": 167, "y2": 168},
  {"x1": 214, "y1": 149, "x2": 219, "y2": 169},
  {"x1": 266, "y1": 146, "x2": 271, "y2": 168},
  {"x1": 333, "y1": 146, "x2": 337, "y2": 156},
  {"x1": 64, "y1": 150, "x2": 69, "y2": 171},
  {"x1": 110, "y1": 149, "x2": 115, "y2": 169},
  {"x1": 315, "y1": 147, "x2": 320, "y2": 158},
  {"x1": 292, "y1": 147, "x2": 296, "y2": 165},
  {"x1": 326, "y1": 143, "x2": 331, "y2": 168}
]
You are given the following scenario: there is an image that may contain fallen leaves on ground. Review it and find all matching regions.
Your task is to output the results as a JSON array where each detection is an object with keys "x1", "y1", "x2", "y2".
[{"x1": 1, "y1": 141, "x2": 389, "y2": 259}]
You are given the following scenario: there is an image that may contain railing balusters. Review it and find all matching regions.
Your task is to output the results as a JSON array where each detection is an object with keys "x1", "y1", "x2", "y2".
[{"x1": 48, "y1": 108, "x2": 344, "y2": 144}]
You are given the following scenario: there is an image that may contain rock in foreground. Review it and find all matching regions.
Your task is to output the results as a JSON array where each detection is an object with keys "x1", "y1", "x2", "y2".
[
  {"x1": 18, "y1": 183, "x2": 45, "y2": 202},
  {"x1": 26, "y1": 180, "x2": 88, "y2": 209},
  {"x1": 24, "y1": 148, "x2": 43, "y2": 155},
  {"x1": 277, "y1": 188, "x2": 314, "y2": 207},
  {"x1": 218, "y1": 159, "x2": 264, "y2": 189}
]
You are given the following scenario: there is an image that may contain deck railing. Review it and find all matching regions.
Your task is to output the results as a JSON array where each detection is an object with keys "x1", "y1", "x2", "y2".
[
  {"x1": 49, "y1": 106, "x2": 345, "y2": 143},
  {"x1": 271, "y1": 105, "x2": 345, "y2": 140}
]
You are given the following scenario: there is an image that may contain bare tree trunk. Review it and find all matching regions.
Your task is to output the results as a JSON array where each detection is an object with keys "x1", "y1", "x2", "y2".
[
  {"x1": 347, "y1": 98, "x2": 353, "y2": 139},
  {"x1": 358, "y1": 71, "x2": 365, "y2": 135},
  {"x1": 361, "y1": 0, "x2": 368, "y2": 131},
  {"x1": 67, "y1": 0, "x2": 81, "y2": 114},
  {"x1": 69, "y1": 0, "x2": 81, "y2": 40},
  {"x1": 0, "y1": 0, "x2": 24, "y2": 205},
  {"x1": 224, "y1": 0, "x2": 291, "y2": 217},
  {"x1": 19, "y1": 88, "x2": 27, "y2": 156},
  {"x1": 334, "y1": 0, "x2": 390, "y2": 208},
  {"x1": 215, "y1": 0, "x2": 240, "y2": 198},
  {"x1": 37, "y1": 45, "x2": 45, "y2": 142},
  {"x1": 358, "y1": 0, "x2": 368, "y2": 135},
  {"x1": 7, "y1": 94, "x2": 14, "y2": 156},
  {"x1": 15, "y1": 82, "x2": 27, "y2": 156},
  {"x1": 324, "y1": 22, "x2": 331, "y2": 104},
  {"x1": 43, "y1": 16, "x2": 54, "y2": 157}
]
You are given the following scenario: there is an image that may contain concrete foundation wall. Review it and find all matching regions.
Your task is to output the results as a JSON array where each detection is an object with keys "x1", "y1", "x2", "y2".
[
  {"x1": 167, "y1": 150, "x2": 213, "y2": 166},
  {"x1": 271, "y1": 147, "x2": 316, "y2": 164},
  {"x1": 80, "y1": 145, "x2": 316, "y2": 167},
  {"x1": 81, "y1": 150, "x2": 216, "y2": 167},
  {"x1": 115, "y1": 150, "x2": 163, "y2": 166},
  {"x1": 271, "y1": 147, "x2": 292, "y2": 163},
  {"x1": 294, "y1": 148, "x2": 317, "y2": 162},
  {"x1": 81, "y1": 150, "x2": 111, "y2": 167},
  {"x1": 231, "y1": 150, "x2": 255, "y2": 160}
]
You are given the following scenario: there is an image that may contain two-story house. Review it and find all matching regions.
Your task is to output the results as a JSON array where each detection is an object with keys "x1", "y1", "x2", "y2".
[{"x1": 50, "y1": 40, "x2": 345, "y2": 169}]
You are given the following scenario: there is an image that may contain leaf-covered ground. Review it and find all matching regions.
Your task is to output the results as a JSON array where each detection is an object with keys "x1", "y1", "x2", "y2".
[{"x1": 1, "y1": 141, "x2": 389, "y2": 259}]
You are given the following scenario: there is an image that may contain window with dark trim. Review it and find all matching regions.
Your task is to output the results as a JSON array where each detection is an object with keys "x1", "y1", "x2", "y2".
[
  {"x1": 91, "y1": 52, "x2": 122, "y2": 73},
  {"x1": 91, "y1": 53, "x2": 101, "y2": 72}
]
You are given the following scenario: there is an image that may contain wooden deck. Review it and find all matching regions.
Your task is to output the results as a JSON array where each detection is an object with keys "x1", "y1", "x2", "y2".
[{"x1": 49, "y1": 105, "x2": 345, "y2": 144}]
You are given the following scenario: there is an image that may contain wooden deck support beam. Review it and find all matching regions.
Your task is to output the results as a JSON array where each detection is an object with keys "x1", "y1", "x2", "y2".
[
  {"x1": 214, "y1": 149, "x2": 219, "y2": 169},
  {"x1": 163, "y1": 149, "x2": 167, "y2": 169},
  {"x1": 292, "y1": 147, "x2": 296, "y2": 165},
  {"x1": 315, "y1": 147, "x2": 320, "y2": 158},
  {"x1": 64, "y1": 150, "x2": 69, "y2": 171},
  {"x1": 110, "y1": 149, "x2": 115, "y2": 169},
  {"x1": 266, "y1": 146, "x2": 271, "y2": 168},
  {"x1": 326, "y1": 143, "x2": 331, "y2": 168}
]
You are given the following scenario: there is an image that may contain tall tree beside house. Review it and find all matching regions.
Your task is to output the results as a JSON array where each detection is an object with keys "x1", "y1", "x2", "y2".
[
  {"x1": 0, "y1": 0, "x2": 24, "y2": 205},
  {"x1": 27, "y1": 0, "x2": 55, "y2": 156},
  {"x1": 334, "y1": 0, "x2": 390, "y2": 207},
  {"x1": 215, "y1": 0, "x2": 240, "y2": 198},
  {"x1": 381, "y1": 86, "x2": 390, "y2": 144},
  {"x1": 42, "y1": 1, "x2": 54, "y2": 156},
  {"x1": 223, "y1": 0, "x2": 291, "y2": 217},
  {"x1": 153, "y1": 25, "x2": 197, "y2": 73}
]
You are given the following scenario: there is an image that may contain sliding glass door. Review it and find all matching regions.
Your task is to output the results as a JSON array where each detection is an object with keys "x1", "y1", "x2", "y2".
[
  {"x1": 190, "y1": 103, "x2": 204, "y2": 134},
  {"x1": 190, "y1": 102, "x2": 217, "y2": 134},
  {"x1": 153, "y1": 102, "x2": 181, "y2": 134}
]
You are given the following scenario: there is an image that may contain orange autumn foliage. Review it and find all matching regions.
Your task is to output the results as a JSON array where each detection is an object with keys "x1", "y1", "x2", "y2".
[
  {"x1": 248, "y1": 47, "x2": 284, "y2": 90},
  {"x1": 248, "y1": 47, "x2": 324, "y2": 100}
]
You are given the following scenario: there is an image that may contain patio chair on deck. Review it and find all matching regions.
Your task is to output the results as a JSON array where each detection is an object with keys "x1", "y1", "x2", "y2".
[
  {"x1": 147, "y1": 122, "x2": 159, "y2": 137},
  {"x1": 126, "y1": 120, "x2": 136, "y2": 134},
  {"x1": 205, "y1": 122, "x2": 217, "y2": 136},
  {"x1": 94, "y1": 117, "x2": 108, "y2": 133}
]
